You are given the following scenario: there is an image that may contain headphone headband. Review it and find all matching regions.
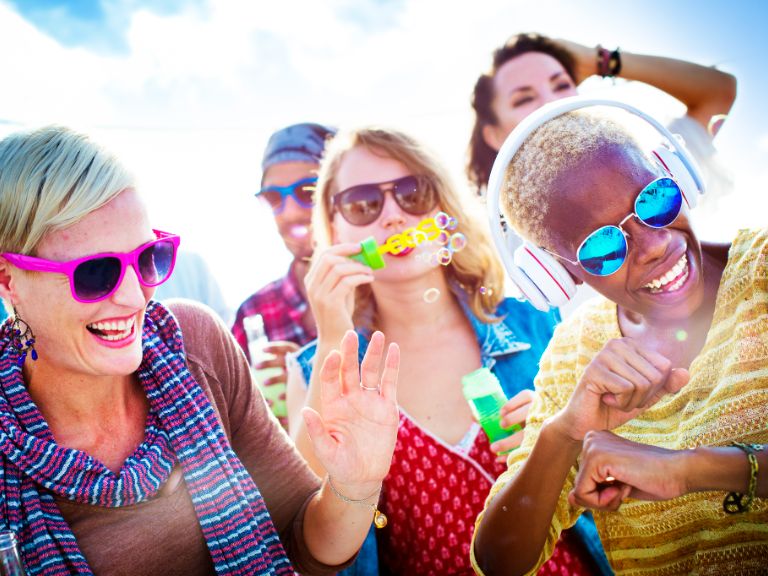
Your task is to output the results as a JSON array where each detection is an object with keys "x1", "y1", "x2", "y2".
[{"x1": 486, "y1": 96, "x2": 705, "y2": 311}]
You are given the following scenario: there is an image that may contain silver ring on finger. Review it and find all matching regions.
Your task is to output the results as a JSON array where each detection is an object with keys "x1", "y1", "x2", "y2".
[{"x1": 359, "y1": 383, "x2": 379, "y2": 392}]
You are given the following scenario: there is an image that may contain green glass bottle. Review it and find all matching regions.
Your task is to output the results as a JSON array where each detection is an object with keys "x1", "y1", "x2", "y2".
[
  {"x1": 461, "y1": 368, "x2": 521, "y2": 450},
  {"x1": 243, "y1": 314, "x2": 286, "y2": 424},
  {"x1": 0, "y1": 531, "x2": 26, "y2": 576}
]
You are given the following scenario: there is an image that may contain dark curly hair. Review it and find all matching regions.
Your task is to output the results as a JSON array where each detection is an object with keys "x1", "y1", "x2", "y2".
[{"x1": 466, "y1": 33, "x2": 577, "y2": 192}]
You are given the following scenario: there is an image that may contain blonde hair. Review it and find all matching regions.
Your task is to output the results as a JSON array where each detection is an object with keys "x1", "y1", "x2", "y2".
[
  {"x1": 0, "y1": 126, "x2": 133, "y2": 255},
  {"x1": 313, "y1": 127, "x2": 505, "y2": 326},
  {"x1": 501, "y1": 110, "x2": 651, "y2": 247}
]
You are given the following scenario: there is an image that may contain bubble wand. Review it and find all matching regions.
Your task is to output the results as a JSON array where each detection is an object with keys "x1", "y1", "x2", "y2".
[{"x1": 348, "y1": 215, "x2": 444, "y2": 269}]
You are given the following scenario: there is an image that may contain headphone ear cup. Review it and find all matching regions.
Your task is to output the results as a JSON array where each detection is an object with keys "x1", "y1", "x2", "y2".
[
  {"x1": 491, "y1": 227, "x2": 551, "y2": 312},
  {"x1": 486, "y1": 96, "x2": 706, "y2": 312},
  {"x1": 651, "y1": 144, "x2": 702, "y2": 209},
  {"x1": 513, "y1": 244, "x2": 576, "y2": 308}
]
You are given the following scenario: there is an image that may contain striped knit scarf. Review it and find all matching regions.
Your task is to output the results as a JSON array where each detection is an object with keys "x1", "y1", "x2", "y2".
[{"x1": 0, "y1": 301, "x2": 294, "y2": 575}]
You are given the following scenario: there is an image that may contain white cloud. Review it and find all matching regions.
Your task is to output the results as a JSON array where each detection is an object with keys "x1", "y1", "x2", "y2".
[
  {"x1": 1, "y1": 0, "x2": 766, "y2": 311},
  {"x1": 759, "y1": 133, "x2": 768, "y2": 152}
]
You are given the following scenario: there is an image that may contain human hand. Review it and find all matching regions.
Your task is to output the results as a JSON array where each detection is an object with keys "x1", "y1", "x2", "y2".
[
  {"x1": 302, "y1": 331, "x2": 400, "y2": 497},
  {"x1": 304, "y1": 244, "x2": 375, "y2": 344},
  {"x1": 252, "y1": 341, "x2": 301, "y2": 387},
  {"x1": 489, "y1": 389, "x2": 535, "y2": 461},
  {"x1": 553, "y1": 38, "x2": 598, "y2": 84},
  {"x1": 554, "y1": 338, "x2": 689, "y2": 442},
  {"x1": 568, "y1": 430, "x2": 688, "y2": 511}
]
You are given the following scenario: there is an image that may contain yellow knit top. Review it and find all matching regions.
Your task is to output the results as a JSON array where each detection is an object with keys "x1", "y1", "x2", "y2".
[{"x1": 472, "y1": 229, "x2": 768, "y2": 575}]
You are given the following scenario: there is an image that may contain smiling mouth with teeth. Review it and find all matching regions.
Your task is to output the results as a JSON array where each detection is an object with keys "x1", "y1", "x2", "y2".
[
  {"x1": 643, "y1": 253, "x2": 689, "y2": 294},
  {"x1": 86, "y1": 317, "x2": 136, "y2": 341}
]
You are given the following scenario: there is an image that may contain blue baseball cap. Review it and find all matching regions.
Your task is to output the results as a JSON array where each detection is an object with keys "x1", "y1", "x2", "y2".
[{"x1": 261, "y1": 123, "x2": 337, "y2": 174}]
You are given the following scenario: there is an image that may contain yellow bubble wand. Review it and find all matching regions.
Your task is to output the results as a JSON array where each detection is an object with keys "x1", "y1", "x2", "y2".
[{"x1": 348, "y1": 215, "x2": 443, "y2": 269}]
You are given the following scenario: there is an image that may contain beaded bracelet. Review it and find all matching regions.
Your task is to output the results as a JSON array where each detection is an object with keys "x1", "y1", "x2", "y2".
[
  {"x1": 327, "y1": 475, "x2": 388, "y2": 528},
  {"x1": 723, "y1": 442, "x2": 763, "y2": 514},
  {"x1": 596, "y1": 45, "x2": 622, "y2": 78}
]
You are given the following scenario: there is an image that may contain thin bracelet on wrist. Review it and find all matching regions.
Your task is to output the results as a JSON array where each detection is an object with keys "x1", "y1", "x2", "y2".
[
  {"x1": 327, "y1": 475, "x2": 388, "y2": 528},
  {"x1": 596, "y1": 45, "x2": 610, "y2": 77},
  {"x1": 723, "y1": 442, "x2": 762, "y2": 514},
  {"x1": 596, "y1": 45, "x2": 622, "y2": 78}
]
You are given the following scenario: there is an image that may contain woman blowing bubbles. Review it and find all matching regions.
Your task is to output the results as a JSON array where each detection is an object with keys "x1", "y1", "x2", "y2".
[
  {"x1": 286, "y1": 127, "x2": 605, "y2": 574},
  {"x1": 472, "y1": 106, "x2": 767, "y2": 575},
  {"x1": 0, "y1": 126, "x2": 400, "y2": 575}
]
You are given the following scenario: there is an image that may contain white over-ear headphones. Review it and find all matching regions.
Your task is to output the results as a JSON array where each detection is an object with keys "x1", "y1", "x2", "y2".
[{"x1": 486, "y1": 96, "x2": 705, "y2": 312}]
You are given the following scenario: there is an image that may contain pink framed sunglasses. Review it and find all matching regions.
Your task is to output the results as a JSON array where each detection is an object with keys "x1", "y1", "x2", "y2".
[{"x1": 2, "y1": 230, "x2": 180, "y2": 303}]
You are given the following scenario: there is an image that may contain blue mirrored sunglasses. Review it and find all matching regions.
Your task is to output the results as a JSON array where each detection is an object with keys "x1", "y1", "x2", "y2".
[
  {"x1": 543, "y1": 177, "x2": 683, "y2": 276},
  {"x1": 256, "y1": 176, "x2": 317, "y2": 214}
]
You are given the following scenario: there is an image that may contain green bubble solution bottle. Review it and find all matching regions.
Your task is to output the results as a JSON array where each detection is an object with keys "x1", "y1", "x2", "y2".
[{"x1": 461, "y1": 368, "x2": 521, "y2": 451}]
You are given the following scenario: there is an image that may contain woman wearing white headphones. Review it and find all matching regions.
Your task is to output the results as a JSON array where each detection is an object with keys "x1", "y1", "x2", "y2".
[
  {"x1": 467, "y1": 33, "x2": 736, "y2": 200},
  {"x1": 472, "y1": 101, "x2": 767, "y2": 575}
]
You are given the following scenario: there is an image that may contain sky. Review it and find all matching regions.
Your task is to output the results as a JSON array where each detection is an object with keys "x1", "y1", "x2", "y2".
[{"x1": 1, "y1": 0, "x2": 767, "y2": 317}]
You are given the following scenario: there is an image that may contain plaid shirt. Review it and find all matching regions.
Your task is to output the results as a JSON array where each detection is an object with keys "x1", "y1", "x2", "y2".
[{"x1": 231, "y1": 262, "x2": 317, "y2": 364}]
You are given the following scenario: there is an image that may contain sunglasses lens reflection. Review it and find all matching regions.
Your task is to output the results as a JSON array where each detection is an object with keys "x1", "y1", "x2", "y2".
[
  {"x1": 72, "y1": 240, "x2": 176, "y2": 302},
  {"x1": 394, "y1": 176, "x2": 436, "y2": 215},
  {"x1": 139, "y1": 241, "x2": 175, "y2": 286},
  {"x1": 294, "y1": 183, "x2": 316, "y2": 207},
  {"x1": 339, "y1": 185, "x2": 384, "y2": 226},
  {"x1": 335, "y1": 175, "x2": 436, "y2": 226},
  {"x1": 636, "y1": 178, "x2": 682, "y2": 228},
  {"x1": 74, "y1": 257, "x2": 122, "y2": 301},
  {"x1": 578, "y1": 226, "x2": 628, "y2": 276},
  {"x1": 258, "y1": 190, "x2": 284, "y2": 212}
]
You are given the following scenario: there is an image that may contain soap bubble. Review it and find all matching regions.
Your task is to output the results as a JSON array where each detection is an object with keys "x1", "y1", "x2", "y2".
[
  {"x1": 423, "y1": 288, "x2": 440, "y2": 303},
  {"x1": 436, "y1": 247, "x2": 452, "y2": 266},
  {"x1": 435, "y1": 231, "x2": 450, "y2": 246},
  {"x1": 434, "y1": 212, "x2": 450, "y2": 229},
  {"x1": 449, "y1": 233, "x2": 467, "y2": 252},
  {"x1": 446, "y1": 217, "x2": 458, "y2": 231}
]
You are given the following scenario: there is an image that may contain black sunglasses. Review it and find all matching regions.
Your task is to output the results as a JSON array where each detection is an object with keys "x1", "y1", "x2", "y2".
[{"x1": 330, "y1": 175, "x2": 437, "y2": 226}]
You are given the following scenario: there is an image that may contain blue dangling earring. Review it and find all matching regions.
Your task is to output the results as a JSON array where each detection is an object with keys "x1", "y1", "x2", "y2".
[{"x1": 10, "y1": 306, "x2": 38, "y2": 366}]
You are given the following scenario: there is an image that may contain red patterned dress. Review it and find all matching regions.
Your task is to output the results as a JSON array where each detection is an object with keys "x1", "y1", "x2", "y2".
[{"x1": 378, "y1": 411, "x2": 594, "y2": 575}]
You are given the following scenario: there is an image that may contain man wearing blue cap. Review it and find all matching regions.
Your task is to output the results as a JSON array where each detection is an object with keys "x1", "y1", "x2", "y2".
[{"x1": 232, "y1": 123, "x2": 335, "y2": 427}]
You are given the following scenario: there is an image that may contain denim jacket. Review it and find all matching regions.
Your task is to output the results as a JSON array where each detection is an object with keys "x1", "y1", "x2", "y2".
[
  {"x1": 294, "y1": 297, "x2": 558, "y2": 396},
  {"x1": 293, "y1": 296, "x2": 612, "y2": 576}
]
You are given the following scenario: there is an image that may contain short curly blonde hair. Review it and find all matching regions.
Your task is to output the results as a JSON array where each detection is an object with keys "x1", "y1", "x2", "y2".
[{"x1": 501, "y1": 110, "x2": 653, "y2": 247}]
